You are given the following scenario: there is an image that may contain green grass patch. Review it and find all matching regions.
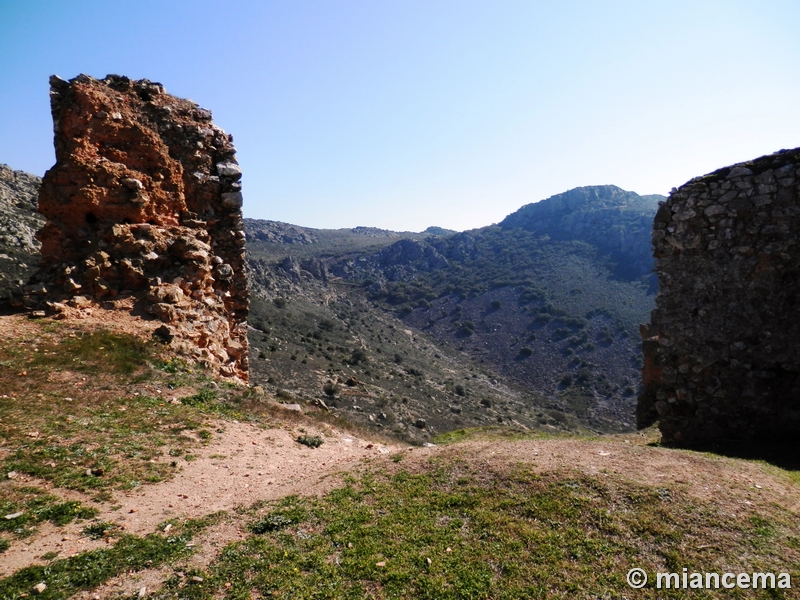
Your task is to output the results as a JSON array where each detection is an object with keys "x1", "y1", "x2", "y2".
[
  {"x1": 0, "y1": 514, "x2": 221, "y2": 599},
  {"x1": 249, "y1": 497, "x2": 308, "y2": 534},
  {"x1": 81, "y1": 521, "x2": 122, "y2": 540},
  {"x1": 0, "y1": 487, "x2": 98, "y2": 539},
  {"x1": 134, "y1": 461, "x2": 800, "y2": 599},
  {"x1": 432, "y1": 426, "x2": 555, "y2": 445},
  {"x1": 31, "y1": 329, "x2": 150, "y2": 375}
]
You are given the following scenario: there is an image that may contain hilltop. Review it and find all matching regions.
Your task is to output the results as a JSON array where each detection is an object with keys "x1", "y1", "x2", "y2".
[{"x1": 0, "y1": 313, "x2": 798, "y2": 598}]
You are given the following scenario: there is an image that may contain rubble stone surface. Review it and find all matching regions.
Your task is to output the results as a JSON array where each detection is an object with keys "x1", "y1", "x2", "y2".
[
  {"x1": 638, "y1": 147, "x2": 800, "y2": 443},
  {"x1": 17, "y1": 74, "x2": 249, "y2": 380},
  {"x1": 0, "y1": 164, "x2": 44, "y2": 297}
]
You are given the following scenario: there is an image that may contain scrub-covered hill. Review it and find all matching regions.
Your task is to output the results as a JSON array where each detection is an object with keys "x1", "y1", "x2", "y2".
[{"x1": 245, "y1": 185, "x2": 664, "y2": 438}]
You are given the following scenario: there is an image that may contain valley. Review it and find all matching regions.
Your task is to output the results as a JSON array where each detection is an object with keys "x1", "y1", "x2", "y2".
[{"x1": 244, "y1": 185, "x2": 662, "y2": 440}]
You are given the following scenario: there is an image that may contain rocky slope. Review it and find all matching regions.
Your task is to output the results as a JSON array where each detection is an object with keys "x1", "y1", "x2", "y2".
[
  {"x1": 500, "y1": 185, "x2": 662, "y2": 286},
  {"x1": 0, "y1": 164, "x2": 44, "y2": 299},
  {"x1": 0, "y1": 152, "x2": 660, "y2": 437},
  {"x1": 244, "y1": 186, "x2": 664, "y2": 437}
]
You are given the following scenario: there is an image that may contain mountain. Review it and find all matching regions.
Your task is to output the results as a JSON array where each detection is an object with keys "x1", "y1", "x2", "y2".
[
  {"x1": 244, "y1": 185, "x2": 664, "y2": 441},
  {"x1": 0, "y1": 165, "x2": 662, "y2": 441},
  {"x1": 500, "y1": 185, "x2": 662, "y2": 287},
  {"x1": 0, "y1": 164, "x2": 43, "y2": 299}
]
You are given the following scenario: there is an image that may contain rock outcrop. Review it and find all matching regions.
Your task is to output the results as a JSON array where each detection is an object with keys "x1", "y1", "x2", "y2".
[
  {"x1": 0, "y1": 165, "x2": 44, "y2": 298},
  {"x1": 638, "y1": 148, "x2": 800, "y2": 444},
  {"x1": 16, "y1": 74, "x2": 248, "y2": 380},
  {"x1": 500, "y1": 185, "x2": 664, "y2": 283}
]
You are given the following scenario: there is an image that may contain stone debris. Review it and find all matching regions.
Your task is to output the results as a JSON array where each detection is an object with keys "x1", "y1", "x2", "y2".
[
  {"x1": 0, "y1": 164, "x2": 43, "y2": 298},
  {"x1": 14, "y1": 74, "x2": 249, "y2": 381},
  {"x1": 638, "y1": 147, "x2": 800, "y2": 444}
]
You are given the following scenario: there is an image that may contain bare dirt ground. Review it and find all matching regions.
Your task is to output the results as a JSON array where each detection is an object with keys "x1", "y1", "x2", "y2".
[
  {"x1": 2, "y1": 310, "x2": 799, "y2": 598},
  {"x1": 4, "y1": 422, "x2": 798, "y2": 583},
  {"x1": 0, "y1": 419, "x2": 399, "y2": 577}
]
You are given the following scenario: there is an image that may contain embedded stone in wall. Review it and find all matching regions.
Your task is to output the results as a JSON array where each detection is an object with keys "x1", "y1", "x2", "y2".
[
  {"x1": 638, "y1": 147, "x2": 800, "y2": 444},
  {"x1": 19, "y1": 74, "x2": 249, "y2": 381}
]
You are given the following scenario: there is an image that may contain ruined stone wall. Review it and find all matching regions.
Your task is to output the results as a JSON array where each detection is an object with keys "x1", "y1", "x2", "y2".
[
  {"x1": 17, "y1": 74, "x2": 248, "y2": 380},
  {"x1": 638, "y1": 148, "x2": 800, "y2": 444}
]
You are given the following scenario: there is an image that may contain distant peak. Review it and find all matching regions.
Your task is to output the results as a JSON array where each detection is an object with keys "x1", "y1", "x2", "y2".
[
  {"x1": 500, "y1": 185, "x2": 664, "y2": 227},
  {"x1": 423, "y1": 226, "x2": 457, "y2": 236}
]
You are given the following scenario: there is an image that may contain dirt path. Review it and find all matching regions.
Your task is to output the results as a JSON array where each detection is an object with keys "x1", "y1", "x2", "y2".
[
  {"x1": 0, "y1": 420, "x2": 399, "y2": 577},
  {"x1": 3, "y1": 422, "x2": 799, "y2": 588}
]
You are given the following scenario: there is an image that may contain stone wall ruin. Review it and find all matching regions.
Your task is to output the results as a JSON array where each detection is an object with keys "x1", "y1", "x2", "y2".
[
  {"x1": 16, "y1": 74, "x2": 249, "y2": 380},
  {"x1": 638, "y1": 147, "x2": 800, "y2": 444}
]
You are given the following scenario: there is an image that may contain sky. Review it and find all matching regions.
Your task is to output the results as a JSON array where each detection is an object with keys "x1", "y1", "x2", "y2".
[{"x1": 1, "y1": 1, "x2": 799, "y2": 232}]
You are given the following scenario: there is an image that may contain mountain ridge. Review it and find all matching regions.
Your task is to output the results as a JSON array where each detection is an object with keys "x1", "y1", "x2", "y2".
[
  {"x1": 0, "y1": 166, "x2": 660, "y2": 439},
  {"x1": 244, "y1": 184, "x2": 662, "y2": 439}
]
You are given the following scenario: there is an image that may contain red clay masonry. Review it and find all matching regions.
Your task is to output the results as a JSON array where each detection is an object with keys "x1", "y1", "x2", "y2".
[{"x1": 16, "y1": 74, "x2": 249, "y2": 381}]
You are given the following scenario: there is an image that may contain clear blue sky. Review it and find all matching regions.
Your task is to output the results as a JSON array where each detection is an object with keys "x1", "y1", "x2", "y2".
[{"x1": 1, "y1": 1, "x2": 799, "y2": 231}]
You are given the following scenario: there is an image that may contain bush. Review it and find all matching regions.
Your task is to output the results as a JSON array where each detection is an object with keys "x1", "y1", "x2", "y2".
[
  {"x1": 251, "y1": 514, "x2": 294, "y2": 533},
  {"x1": 318, "y1": 319, "x2": 336, "y2": 332},
  {"x1": 519, "y1": 347, "x2": 533, "y2": 357},
  {"x1": 296, "y1": 435, "x2": 324, "y2": 448},
  {"x1": 276, "y1": 389, "x2": 295, "y2": 402},
  {"x1": 273, "y1": 297, "x2": 287, "y2": 308},
  {"x1": 349, "y1": 348, "x2": 368, "y2": 365}
]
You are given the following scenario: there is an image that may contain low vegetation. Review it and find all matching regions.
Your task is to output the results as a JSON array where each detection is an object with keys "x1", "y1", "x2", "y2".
[
  {"x1": 245, "y1": 213, "x2": 653, "y2": 437},
  {"x1": 17, "y1": 457, "x2": 789, "y2": 599},
  {"x1": 0, "y1": 319, "x2": 274, "y2": 543},
  {"x1": 0, "y1": 316, "x2": 799, "y2": 599},
  {"x1": 246, "y1": 290, "x2": 576, "y2": 443},
  {"x1": 0, "y1": 514, "x2": 221, "y2": 599}
]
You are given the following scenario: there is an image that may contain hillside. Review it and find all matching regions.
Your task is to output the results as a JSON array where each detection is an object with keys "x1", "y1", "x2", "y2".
[
  {"x1": 0, "y1": 165, "x2": 662, "y2": 439},
  {"x1": 500, "y1": 185, "x2": 662, "y2": 286},
  {"x1": 0, "y1": 164, "x2": 43, "y2": 299},
  {"x1": 1, "y1": 168, "x2": 798, "y2": 598},
  {"x1": 0, "y1": 313, "x2": 798, "y2": 598},
  {"x1": 244, "y1": 185, "x2": 664, "y2": 438}
]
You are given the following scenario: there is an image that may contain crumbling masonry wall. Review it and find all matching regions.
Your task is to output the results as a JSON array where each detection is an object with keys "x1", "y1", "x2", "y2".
[
  {"x1": 17, "y1": 74, "x2": 249, "y2": 380},
  {"x1": 638, "y1": 147, "x2": 800, "y2": 443}
]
